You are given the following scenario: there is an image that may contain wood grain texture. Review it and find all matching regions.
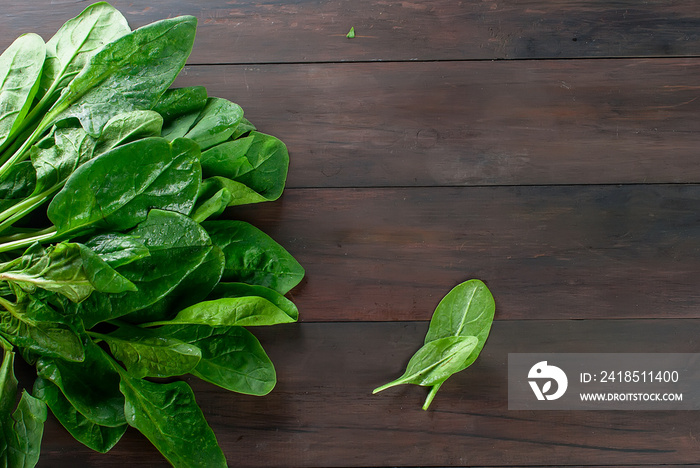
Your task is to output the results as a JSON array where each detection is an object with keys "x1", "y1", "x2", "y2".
[
  {"x1": 229, "y1": 185, "x2": 700, "y2": 322},
  {"x1": 172, "y1": 59, "x2": 700, "y2": 187},
  {"x1": 28, "y1": 320, "x2": 700, "y2": 467},
  {"x1": 2, "y1": 1, "x2": 700, "y2": 63}
]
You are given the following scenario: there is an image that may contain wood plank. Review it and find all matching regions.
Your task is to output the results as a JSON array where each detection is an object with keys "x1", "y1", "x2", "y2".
[
  {"x1": 228, "y1": 185, "x2": 700, "y2": 322},
  {"x1": 173, "y1": 59, "x2": 700, "y2": 187},
  {"x1": 29, "y1": 319, "x2": 700, "y2": 466},
  {"x1": 3, "y1": 1, "x2": 700, "y2": 63}
]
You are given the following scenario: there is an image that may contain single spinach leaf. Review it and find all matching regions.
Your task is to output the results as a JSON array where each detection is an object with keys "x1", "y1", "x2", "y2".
[
  {"x1": 200, "y1": 135, "x2": 255, "y2": 179},
  {"x1": 424, "y1": 279, "x2": 495, "y2": 352},
  {"x1": 0, "y1": 33, "x2": 45, "y2": 152},
  {"x1": 30, "y1": 126, "x2": 95, "y2": 195},
  {"x1": 0, "y1": 348, "x2": 17, "y2": 421},
  {"x1": 48, "y1": 16, "x2": 197, "y2": 136},
  {"x1": 373, "y1": 335, "x2": 478, "y2": 390},
  {"x1": 153, "y1": 86, "x2": 208, "y2": 122},
  {"x1": 0, "y1": 162, "x2": 36, "y2": 211},
  {"x1": 0, "y1": 242, "x2": 133, "y2": 302},
  {"x1": 183, "y1": 98, "x2": 243, "y2": 151},
  {"x1": 92, "y1": 110, "x2": 163, "y2": 157},
  {"x1": 230, "y1": 117, "x2": 256, "y2": 140},
  {"x1": 191, "y1": 186, "x2": 232, "y2": 223},
  {"x1": 36, "y1": 340, "x2": 125, "y2": 428},
  {"x1": 155, "y1": 325, "x2": 276, "y2": 395},
  {"x1": 118, "y1": 373, "x2": 227, "y2": 468},
  {"x1": 33, "y1": 377, "x2": 125, "y2": 453},
  {"x1": 0, "y1": 308, "x2": 84, "y2": 363},
  {"x1": 77, "y1": 210, "x2": 212, "y2": 328},
  {"x1": 209, "y1": 282, "x2": 299, "y2": 322},
  {"x1": 48, "y1": 137, "x2": 201, "y2": 236},
  {"x1": 203, "y1": 220, "x2": 304, "y2": 294},
  {"x1": 127, "y1": 245, "x2": 224, "y2": 324},
  {"x1": 200, "y1": 132, "x2": 289, "y2": 204},
  {"x1": 84, "y1": 233, "x2": 150, "y2": 269},
  {"x1": 154, "y1": 296, "x2": 296, "y2": 328},
  {"x1": 39, "y1": 2, "x2": 130, "y2": 104},
  {"x1": 100, "y1": 324, "x2": 201, "y2": 378},
  {"x1": 4, "y1": 390, "x2": 47, "y2": 468}
]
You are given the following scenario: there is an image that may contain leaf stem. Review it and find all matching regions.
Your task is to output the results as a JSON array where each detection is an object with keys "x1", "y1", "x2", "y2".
[{"x1": 0, "y1": 227, "x2": 58, "y2": 254}]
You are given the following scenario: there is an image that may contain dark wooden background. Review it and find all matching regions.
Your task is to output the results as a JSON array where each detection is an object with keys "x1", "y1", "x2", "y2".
[{"x1": 3, "y1": 1, "x2": 700, "y2": 466}]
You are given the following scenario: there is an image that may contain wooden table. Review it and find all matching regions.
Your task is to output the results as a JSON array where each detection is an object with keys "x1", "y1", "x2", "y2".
[{"x1": 3, "y1": 1, "x2": 700, "y2": 466}]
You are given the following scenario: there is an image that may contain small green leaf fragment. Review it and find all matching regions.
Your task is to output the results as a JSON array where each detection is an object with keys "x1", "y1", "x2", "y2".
[{"x1": 346, "y1": 27, "x2": 355, "y2": 38}]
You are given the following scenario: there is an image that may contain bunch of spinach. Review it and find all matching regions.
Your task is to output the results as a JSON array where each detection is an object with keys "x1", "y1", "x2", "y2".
[
  {"x1": 0, "y1": 3, "x2": 303, "y2": 467},
  {"x1": 373, "y1": 279, "x2": 495, "y2": 410}
]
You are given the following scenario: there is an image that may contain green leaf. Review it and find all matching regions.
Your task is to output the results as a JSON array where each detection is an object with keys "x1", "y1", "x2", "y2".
[
  {"x1": 119, "y1": 373, "x2": 227, "y2": 468},
  {"x1": 92, "y1": 110, "x2": 163, "y2": 157},
  {"x1": 101, "y1": 324, "x2": 201, "y2": 378},
  {"x1": 0, "y1": 33, "x2": 45, "y2": 152},
  {"x1": 77, "y1": 210, "x2": 213, "y2": 328},
  {"x1": 373, "y1": 335, "x2": 478, "y2": 391},
  {"x1": 156, "y1": 325, "x2": 276, "y2": 395},
  {"x1": 424, "y1": 279, "x2": 495, "y2": 358},
  {"x1": 157, "y1": 296, "x2": 296, "y2": 328},
  {"x1": 78, "y1": 244, "x2": 137, "y2": 294},
  {"x1": 5, "y1": 391, "x2": 47, "y2": 468},
  {"x1": 0, "y1": 348, "x2": 17, "y2": 421},
  {"x1": 48, "y1": 15, "x2": 197, "y2": 136},
  {"x1": 183, "y1": 98, "x2": 243, "y2": 150},
  {"x1": 30, "y1": 126, "x2": 95, "y2": 194},
  {"x1": 152, "y1": 86, "x2": 208, "y2": 122},
  {"x1": 346, "y1": 27, "x2": 355, "y2": 38},
  {"x1": 0, "y1": 308, "x2": 84, "y2": 363},
  {"x1": 201, "y1": 132, "x2": 289, "y2": 204},
  {"x1": 127, "y1": 245, "x2": 224, "y2": 324},
  {"x1": 230, "y1": 117, "x2": 256, "y2": 140},
  {"x1": 84, "y1": 233, "x2": 150, "y2": 269},
  {"x1": 36, "y1": 340, "x2": 124, "y2": 427},
  {"x1": 33, "y1": 377, "x2": 125, "y2": 453},
  {"x1": 191, "y1": 186, "x2": 232, "y2": 223},
  {"x1": 48, "y1": 137, "x2": 201, "y2": 236},
  {"x1": 0, "y1": 162, "x2": 36, "y2": 210},
  {"x1": 204, "y1": 220, "x2": 304, "y2": 294},
  {"x1": 39, "y1": 2, "x2": 130, "y2": 103},
  {"x1": 210, "y1": 282, "x2": 299, "y2": 322}
]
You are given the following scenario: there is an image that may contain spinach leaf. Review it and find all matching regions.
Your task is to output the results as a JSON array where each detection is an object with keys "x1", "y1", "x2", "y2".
[
  {"x1": 33, "y1": 377, "x2": 126, "y2": 453},
  {"x1": 92, "y1": 110, "x2": 163, "y2": 157},
  {"x1": 30, "y1": 126, "x2": 95, "y2": 195},
  {"x1": 148, "y1": 296, "x2": 296, "y2": 328},
  {"x1": 424, "y1": 279, "x2": 496, "y2": 345},
  {"x1": 127, "y1": 245, "x2": 224, "y2": 324},
  {"x1": 1, "y1": 350, "x2": 47, "y2": 468},
  {"x1": 4, "y1": 390, "x2": 47, "y2": 468},
  {"x1": 0, "y1": 33, "x2": 45, "y2": 153},
  {"x1": 210, "y1": 282, "x2": 299, "y2": 322},
  {"x1": 155, "y1": 325, "x2": 276, "y2": 395},
  {"x1": 0, "y1": 309, "x2": 84, "y2": 362},
  {"x1": 200, "y1": 132, "x2": 289, "y2": 204},
  {"x1": 153, "y1": 86, "x2": 208, "y2": 122},
  {"x1": 48, "y1": 16, "x2": 196, "y2": 136},
  {"x1": 204, "y1": 220, "x2": 304, "y2": 294},
  {"x1": 48, "y1": 137, "x2": 201, "y2": 236},
  {"x1": 183, "y1": 98, "x2": 243, "y2": 150},
  {"x1": 118, "y1": 372, "x2": 227, "y2": 468},
  {"x1": 191, "y1": 185, "x2": 232, "y2": 223},
  {"x1": 0, "y1": 242, "x2": 133, "y2": 302},
  {"x1": 99, "y1": 324, "x2": 201, "y2": 378},
  {"x1": 77, "y1": 210, "x2": 213, "y2": 328},
  {"x1": 373, "y1": 280, "x2": 495, "y2": 409},
  {"x1": 373, "y1": 335, "x2": 478, "y2": 391},
  {"x1": 38, "y1": 2, "x2": 130, "y2": 105},
  {"x1": 84, "y1": 233, "x2": 150, "y2": 269},
  {"x1": 36, "y1": 340, "x2": 125, "y2": 428}
]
